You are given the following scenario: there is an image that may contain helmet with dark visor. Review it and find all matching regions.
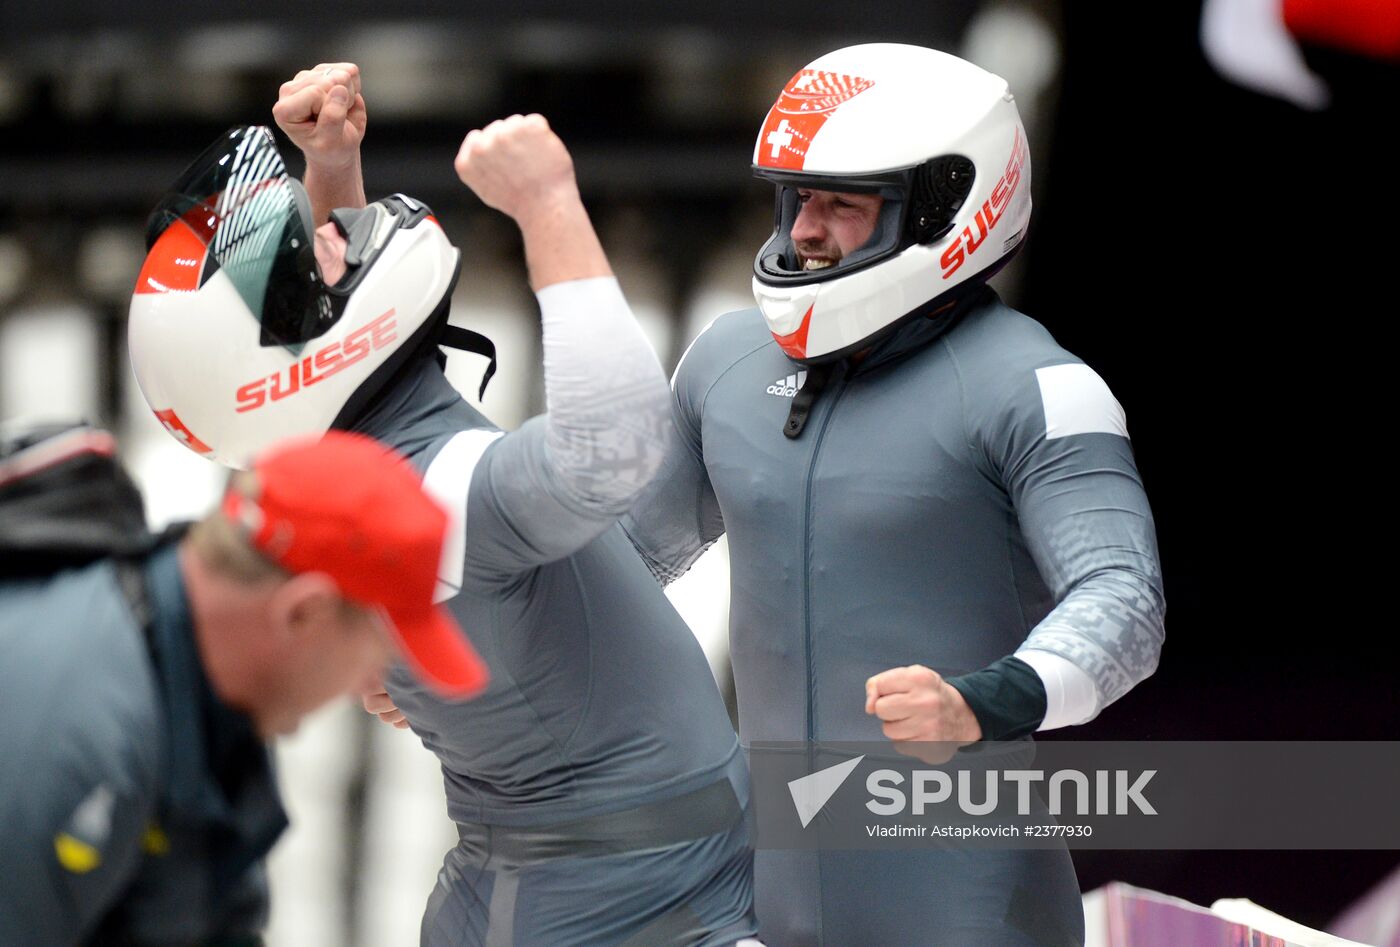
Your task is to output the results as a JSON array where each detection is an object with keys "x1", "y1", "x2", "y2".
[
  {"x1": 753, "y1": 155, "x2": 975, "y2": 286},
  {"x1": 143, "y1": 126, "x2": 335, "y2": 354}
]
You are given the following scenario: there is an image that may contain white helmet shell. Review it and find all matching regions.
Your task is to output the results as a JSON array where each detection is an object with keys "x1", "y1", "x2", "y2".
[
  {"x1": 751, "y1": 44, "x2": 1032, "y2": 364},
  {"x1": 128, "y1": 127, "x2": 460, "y2": 468},
  {"x1": 130, "y1": 220, "x2": 457, "y2": 468}
]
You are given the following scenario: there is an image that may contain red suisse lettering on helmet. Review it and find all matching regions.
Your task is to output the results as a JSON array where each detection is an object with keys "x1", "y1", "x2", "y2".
[
  {"x1": 940, "y1": 128, "x2": 1029, "y2": 280},
  {"x1": 235, "y1": 379, "x2": 267, "y2": 413},
  {"x1": 269, "y1": 364, "x2": 301, "y2": 401},
  {"x1": 310, "y1": 344, "x2": 344, "y2": 381},
  {"x1": 236, "y1": 309, "x2": 398, "y2": 413}
]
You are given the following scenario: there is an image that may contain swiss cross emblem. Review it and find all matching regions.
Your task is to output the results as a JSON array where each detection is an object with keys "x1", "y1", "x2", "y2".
[
  {"x1": 765, "y1": 119, "x2": 796, "y2": 159},
  {"x1": 756, "y1": 69, "x2": 876, "y2": 171},
  {"x1": 154, "y1": 408, "x2": 214, "y2": 456}
]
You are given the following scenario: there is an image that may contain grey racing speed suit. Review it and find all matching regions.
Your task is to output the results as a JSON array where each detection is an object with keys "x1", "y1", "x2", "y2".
[
  {"x1": 352, "y1": 277, "x2": 755, "y2": 947},
  {"x1": 623, "y1": 287, "x2": 1165, "y2": 946}
]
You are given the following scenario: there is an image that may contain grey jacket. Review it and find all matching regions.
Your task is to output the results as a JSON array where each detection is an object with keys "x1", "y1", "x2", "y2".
[{"x1": 0, "y1": 544, "x2": 285, "y2": 946}]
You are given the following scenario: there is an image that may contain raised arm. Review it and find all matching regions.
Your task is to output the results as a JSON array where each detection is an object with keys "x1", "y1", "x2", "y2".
[
  {"x1": 442, "y1": 115, "x2": 673, "y2": 577},
  {"x1": 273, "y1": 65, "x2": 670, "y2": 577},
  {"x1": 271, "y1": 62, "x2": 367, "y2": 223},
  {"x1": 454, "y1": 114, "x2": 607, "y2": 290}
]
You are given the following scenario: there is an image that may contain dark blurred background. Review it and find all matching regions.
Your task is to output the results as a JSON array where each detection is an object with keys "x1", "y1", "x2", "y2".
[{"x1": 2, "y1": 0, "x2": 1396, "y2": 938}]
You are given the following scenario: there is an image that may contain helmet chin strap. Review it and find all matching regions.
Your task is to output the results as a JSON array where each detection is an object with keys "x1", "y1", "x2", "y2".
[
  {"x1": 783, "y1": 363, "x2": 836, "y2": 439},
  {"x1": 438, "y1": 325, "x2": 497, "y2": 401}
]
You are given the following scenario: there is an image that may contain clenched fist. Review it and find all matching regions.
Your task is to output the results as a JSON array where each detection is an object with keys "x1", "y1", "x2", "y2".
[
  {"x1": 452, "y1": 114, "x2": 608, "y2": 291},
  {"x1": 272, "y1": 62, "x2": 367, "y2": 172},
  {"x1": 865, "y1": 664, "x2": 982, "y2": 764},
  {"x1": 453, "y1": 114, "x2": 580, "y2": 227}
]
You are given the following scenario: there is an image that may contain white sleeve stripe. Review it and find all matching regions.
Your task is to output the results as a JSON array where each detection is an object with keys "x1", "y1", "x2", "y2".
[
  {"x1": 1034, "y1": 363, "x2": 1129, "y2": 440},
  {"x1": 1015, "y1": 648, "x2": 1101, "y2": 730},
  {"x1": 422, "y1": 429, "x2": 504, "y2": 603}
]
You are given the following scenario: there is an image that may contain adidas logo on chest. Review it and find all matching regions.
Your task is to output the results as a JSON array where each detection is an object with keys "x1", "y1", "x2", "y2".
[{"x1": 766, "y1": 371, "x2": 808, "y2": 398}]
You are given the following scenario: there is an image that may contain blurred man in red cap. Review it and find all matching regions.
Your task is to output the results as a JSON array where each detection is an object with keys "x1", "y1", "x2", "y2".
[{"x1": 0, "y1": 429, "x2": 486, "y2": 946}]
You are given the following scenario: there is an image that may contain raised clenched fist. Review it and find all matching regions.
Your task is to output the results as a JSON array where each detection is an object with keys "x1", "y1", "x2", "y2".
[
  {"x1": 272, "y1": 62, "x2": 367, "y2": 170},
  {"x1": 453, "y1": 114, "x2": 580, "y2": 226}
]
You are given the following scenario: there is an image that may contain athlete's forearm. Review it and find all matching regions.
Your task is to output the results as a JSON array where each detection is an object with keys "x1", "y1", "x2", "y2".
[
  {"x1": 445, "y1": 116, "x2": 671, "y2": 569},
  {"x1": 517, "y1": 192, "x2": 612, "y2": 291},
  {"x1": 946, "y1": 615, "x2": 1120, "y2": 741},
  {"x1": 303, "y1": 157, "x2": 367, "y2": 225},
  {"x1": 994, "y1": 372, "x2": 1166, "y2": 718}
]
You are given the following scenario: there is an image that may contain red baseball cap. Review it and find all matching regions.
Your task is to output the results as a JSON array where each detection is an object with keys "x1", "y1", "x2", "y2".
[{"x1": 222, "y1": 431, "x2": 488, "y2": 699}]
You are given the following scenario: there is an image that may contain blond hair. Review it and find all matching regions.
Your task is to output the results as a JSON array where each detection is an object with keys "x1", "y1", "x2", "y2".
[
  {"x1": 189, "y1": 472, "x2": 378, "y2": 627},
  {"x1": 187, "y1": 471, "x2": 290, "y2": 585}
]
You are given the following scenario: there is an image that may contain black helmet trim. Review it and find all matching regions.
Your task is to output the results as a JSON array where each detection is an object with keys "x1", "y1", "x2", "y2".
[
  {"x1": 327, "y1": 193, "x2": 436, "y2": 296},
  {"x1": 325, "y1": 251, "x2": 498, "y2": 430}
]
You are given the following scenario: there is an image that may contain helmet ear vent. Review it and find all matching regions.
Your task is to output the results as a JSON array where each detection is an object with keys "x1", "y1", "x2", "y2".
[{"x1": 910, "y1": 155, "x2": 975, "y2": 243}]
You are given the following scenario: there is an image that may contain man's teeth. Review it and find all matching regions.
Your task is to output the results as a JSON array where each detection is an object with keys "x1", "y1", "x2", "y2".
[{"x1": 803, "y1": 259, "x2": 834, "y2": 271}]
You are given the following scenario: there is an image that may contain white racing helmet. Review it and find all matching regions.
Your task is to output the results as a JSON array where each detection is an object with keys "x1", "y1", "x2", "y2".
[
  {"x1": 129, "y1": 126, "x2": 491, "y2": 469},
  {"x1": 752, "y1": 44, "x2": 1032, "y2": 364}
]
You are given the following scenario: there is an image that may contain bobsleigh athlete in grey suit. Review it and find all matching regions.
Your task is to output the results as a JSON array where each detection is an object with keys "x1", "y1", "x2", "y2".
[
  {"x1": 623, "y1": 45, "x2": 1166, "y2": 946},
  {"x1": 128, "y1": 65, "x2": 755, "y2": 946}
]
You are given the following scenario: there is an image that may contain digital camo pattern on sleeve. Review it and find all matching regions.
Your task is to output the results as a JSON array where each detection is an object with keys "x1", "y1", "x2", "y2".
[
  {"x1": 538, "y1": 276, "x2": 672, "y2": 514},
  {"x1": 432, "y1": 277, "x2": 675, "y2": 580},
  {"x1": 979, "y1": 348, "x2": 1166, "y2": 713},
  {"x1": 1019, "y1": 509, "x2": 1165, "y2": 709}
]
